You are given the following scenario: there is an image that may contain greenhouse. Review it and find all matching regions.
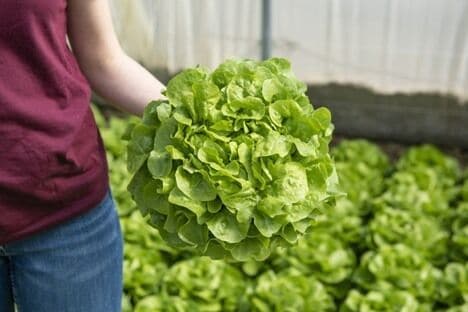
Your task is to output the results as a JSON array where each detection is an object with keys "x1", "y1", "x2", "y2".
[{"x1": 0, "y1": 1, "x2": 467, "y2": 312}]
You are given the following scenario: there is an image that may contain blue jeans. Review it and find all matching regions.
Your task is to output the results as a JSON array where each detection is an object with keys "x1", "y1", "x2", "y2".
[{"x1": 0, "y1": 190, "x2": 123, "y2": 312}]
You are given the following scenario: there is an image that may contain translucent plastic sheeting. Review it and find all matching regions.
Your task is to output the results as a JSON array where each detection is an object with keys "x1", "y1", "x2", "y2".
[
  {"x1": 110, "y1": 0, "x2": 468, "y2": 102},
  {"x1": 110, "y1": 0, "x2": 260, "y2": 72}
]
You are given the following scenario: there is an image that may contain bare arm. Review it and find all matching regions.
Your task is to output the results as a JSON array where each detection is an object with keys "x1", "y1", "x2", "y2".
[{"x1": 67, "y1": 0, "x2": 165, "y2": 117}]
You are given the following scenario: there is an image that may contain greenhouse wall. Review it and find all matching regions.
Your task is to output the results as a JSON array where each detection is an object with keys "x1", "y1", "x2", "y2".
[{"x1": 110, "y1": 0, "x2": 468, "y2": 147}]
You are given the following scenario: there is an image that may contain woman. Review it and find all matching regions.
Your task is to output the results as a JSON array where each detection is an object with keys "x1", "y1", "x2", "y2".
[{"x1": 0, "y1": 0, "x2": 165, "y2": 311}]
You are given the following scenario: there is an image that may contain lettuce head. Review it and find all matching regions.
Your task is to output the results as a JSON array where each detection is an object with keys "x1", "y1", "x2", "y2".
[{"x1": 126, "y1": 58, "x2": 337, "y2": 261}]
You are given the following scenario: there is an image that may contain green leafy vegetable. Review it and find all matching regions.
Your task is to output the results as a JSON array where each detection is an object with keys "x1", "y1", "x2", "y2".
[
  {"x1": 126, "y1": 58, "x2": 337, "y2": 261},
  {"x1": 353, "y1": 244, "x2": 442, "y2": 303},
  {"x1": 367, "y1": 208, "x2": 449, "y2": 265},
  {"x1": 160, "y1": 257, "x2": 248, "y2": 311},
  {"x1": 332, "y1": 140, "x2": 390, "y2": 208},
  {"x1": 251, "y1": 268, "x2": 335, "y2": 312},
  {"x1": 273, "y1": 231, "x2": 356, "y2": 299},
  {"x1": 438, "y1": 262, "x2": 468, "y2": 307},
  {"x1": 396, "y1": 145, "x2": 460, "y2": 190},
  {"x1": 451, "y1": 203, "x2": 468, "y2": 262},
  {"x1": 340, "y1": 289, "x2": 430, "y2": 312}
]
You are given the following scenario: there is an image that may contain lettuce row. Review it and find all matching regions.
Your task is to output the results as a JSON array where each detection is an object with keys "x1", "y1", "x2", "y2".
[{"x1": 93, "y1": 106, "x2": 467, "y2": 311}]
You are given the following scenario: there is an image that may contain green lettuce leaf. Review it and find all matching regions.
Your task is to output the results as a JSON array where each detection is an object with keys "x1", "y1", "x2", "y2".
[{"x1": 126, "y1": 58, "x2": 337, "y2": 261}]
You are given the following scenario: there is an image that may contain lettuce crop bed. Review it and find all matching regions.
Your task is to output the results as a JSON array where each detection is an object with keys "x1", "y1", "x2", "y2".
[{"x1": 93, "y1": 107, "x2": 468, "y2": 312}]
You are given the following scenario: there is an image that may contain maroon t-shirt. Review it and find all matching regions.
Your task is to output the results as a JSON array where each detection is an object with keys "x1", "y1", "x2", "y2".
[{"x1": 0, "y1": 0, "x2": 109, "y2": 244}]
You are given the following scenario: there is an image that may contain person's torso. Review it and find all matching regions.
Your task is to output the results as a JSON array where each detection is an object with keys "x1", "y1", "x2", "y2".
[{"x1": 0, "y1": 0, "x2": 109, "y2": 244}]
